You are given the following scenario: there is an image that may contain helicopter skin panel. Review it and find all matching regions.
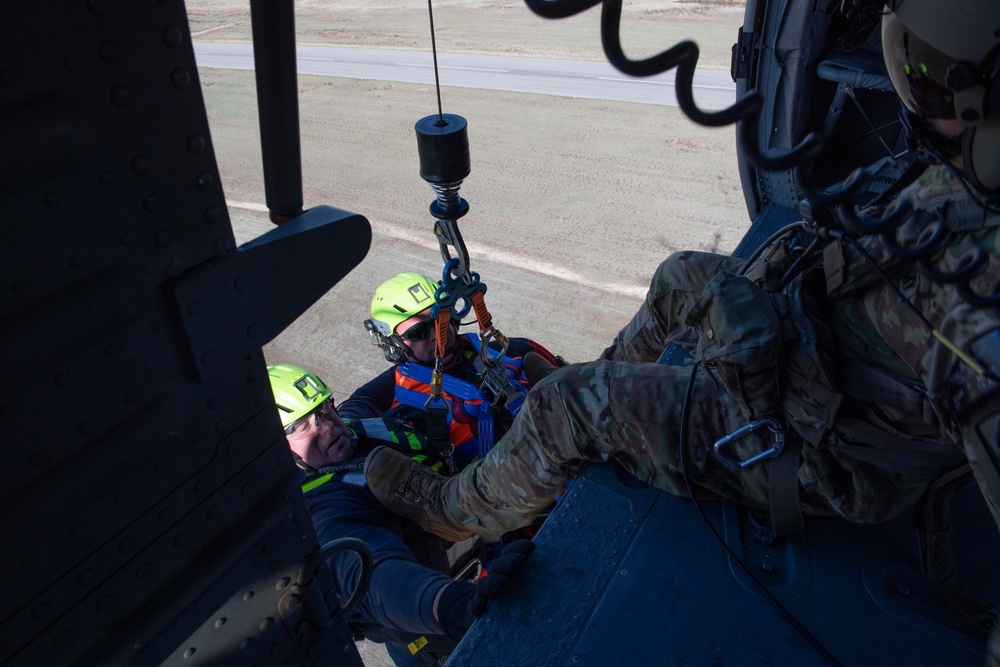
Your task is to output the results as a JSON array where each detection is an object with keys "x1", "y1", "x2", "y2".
[
  {"x1": 0, "y1": 0, "x2": 367, "y2": 664},
  {"x1": 449, "y1": 462, "x2": 997, "y2": 667}
]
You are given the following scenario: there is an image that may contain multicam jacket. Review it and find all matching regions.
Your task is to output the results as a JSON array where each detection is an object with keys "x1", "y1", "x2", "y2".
[{"x1": 762, "y1": 165, "x2": 1000, "y2": 527}]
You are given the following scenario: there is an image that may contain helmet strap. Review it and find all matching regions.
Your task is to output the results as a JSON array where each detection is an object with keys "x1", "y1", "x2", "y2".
[
  {"x1": 291, "y1": 451, "x2": 316, "y2": 473},
  {"x1": 900, "y1": 109, "x2": 962, "y2": 164},
  {"x1": 960, "y1": 128, "x2": 1000, "y2": 208}
]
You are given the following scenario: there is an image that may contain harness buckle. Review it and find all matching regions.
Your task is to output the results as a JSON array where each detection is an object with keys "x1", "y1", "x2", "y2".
[
  {"x1": 423, "y1": 395, "x2": 452, "y2": 448},
  {"x1": 713, "y1": 417, "x2": 786, "y2": 470},
  {"x1": 424, "y1": 395, "x2": 457, "y2": 475},
  {"x1": 479, "y1": 363, "x2": 528, "y2": 417}
]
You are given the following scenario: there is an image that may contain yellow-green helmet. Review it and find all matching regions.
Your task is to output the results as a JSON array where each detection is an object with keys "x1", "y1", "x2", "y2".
[
  {"x1": 267, "y1": 363, "x2": 332, "y2": 428},
  {"x1": 368, "y1": 272, "x2": 439, "y2": 336}
]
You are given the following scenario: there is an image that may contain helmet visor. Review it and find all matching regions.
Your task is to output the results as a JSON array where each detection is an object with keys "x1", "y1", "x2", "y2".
[{"x1": 882, "y1": 12, "x2": 957, "y2": 120}]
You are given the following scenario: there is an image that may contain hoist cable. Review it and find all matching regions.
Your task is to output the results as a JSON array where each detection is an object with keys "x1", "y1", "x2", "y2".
[{"x1": 426, "y1": 0, "x2": 444, "y2": 122}]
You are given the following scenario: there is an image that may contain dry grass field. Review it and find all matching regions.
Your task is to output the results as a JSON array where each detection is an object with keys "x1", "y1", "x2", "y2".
[{"x1": 186, "y1": 1, "x2": 746, "y2": 663}]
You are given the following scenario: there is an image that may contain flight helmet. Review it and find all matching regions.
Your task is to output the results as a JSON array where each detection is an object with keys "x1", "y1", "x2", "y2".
[{"x1": 882, "y1": 0, "x2": 1000, "y2": 192}]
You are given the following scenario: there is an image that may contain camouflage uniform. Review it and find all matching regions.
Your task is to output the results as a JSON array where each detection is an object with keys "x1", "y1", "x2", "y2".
[{"x1": 367, "y1": 165, "x2": 1000, "y2": 550}]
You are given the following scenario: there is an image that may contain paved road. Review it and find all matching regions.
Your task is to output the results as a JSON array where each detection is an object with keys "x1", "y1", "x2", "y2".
[{"x1": 193, "y1": 42, "x2": 737, "y2": 110}]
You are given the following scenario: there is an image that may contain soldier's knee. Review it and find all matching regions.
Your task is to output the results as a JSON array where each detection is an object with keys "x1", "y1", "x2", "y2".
[{"x1": 654, "y1": 250, "x2": 733, "y2": 295}]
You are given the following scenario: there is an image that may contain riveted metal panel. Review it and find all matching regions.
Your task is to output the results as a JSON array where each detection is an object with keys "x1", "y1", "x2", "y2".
[{"x1": 0, "y1": 1, "x2": 367, "y2": 665}]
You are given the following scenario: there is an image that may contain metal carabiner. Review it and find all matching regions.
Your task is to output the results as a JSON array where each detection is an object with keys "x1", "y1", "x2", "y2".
[
  {"x1": 434, "y1": 218, "x2": 472, "y2": 279},
  {"x1": 478, "y1": 328, "x2": 509, "y2": 367},
  {"x1": 713, "y1": 417, "x2": 786, "y2": 470}
]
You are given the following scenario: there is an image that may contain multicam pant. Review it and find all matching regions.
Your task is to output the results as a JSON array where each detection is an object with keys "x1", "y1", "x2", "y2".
[
  {"x1": 480, "y1": 250, "x2": 927, "y2": 525},
  {"x1": 481, "y1": 251, "x2": 770, "y2": 514}
]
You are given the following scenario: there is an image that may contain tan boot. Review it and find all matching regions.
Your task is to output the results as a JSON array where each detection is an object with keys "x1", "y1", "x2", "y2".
[{"x1": 363, "y1": 446, "x2": 544, "y2": 542}]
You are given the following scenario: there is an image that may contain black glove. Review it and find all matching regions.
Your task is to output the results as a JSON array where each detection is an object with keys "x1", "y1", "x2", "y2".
[{"x1": 436, "y1": 539, "x2": 536, "y2": 641}]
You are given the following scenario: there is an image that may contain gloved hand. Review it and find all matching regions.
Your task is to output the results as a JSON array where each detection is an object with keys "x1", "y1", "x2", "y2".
[{"x1": 436, "y1": 539, "x2": 536, "y2": 641}]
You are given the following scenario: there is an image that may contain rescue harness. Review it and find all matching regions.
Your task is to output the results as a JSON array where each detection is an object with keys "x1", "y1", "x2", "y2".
[{"x1": 393, "y1": 333, "x2": 530, "y2": 462}]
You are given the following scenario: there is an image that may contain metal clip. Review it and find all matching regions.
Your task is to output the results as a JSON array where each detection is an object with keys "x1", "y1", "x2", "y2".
[
  {"x1": 434, "y1": 218, "x2": 471, "y2": 279},
  {"x1": 479, "y1": 362, "x2": 527, "y2": 416},
  {"x1": 713, "y1": 417, "x2": 786, "y2": 470}
]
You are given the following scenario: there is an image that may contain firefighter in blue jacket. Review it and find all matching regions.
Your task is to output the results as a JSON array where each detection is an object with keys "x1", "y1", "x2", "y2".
[
  {"x1": 342, "y1": 271, "x2": 561, "y2": 462},
  {"x1": 268, "y1": 363, "x2": 534, "y2": 667}
]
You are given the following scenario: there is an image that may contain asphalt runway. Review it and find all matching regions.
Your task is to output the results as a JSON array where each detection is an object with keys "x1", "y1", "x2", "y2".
[{"x1": 194, "y1": 42, "x2": 738, "y2": 110}]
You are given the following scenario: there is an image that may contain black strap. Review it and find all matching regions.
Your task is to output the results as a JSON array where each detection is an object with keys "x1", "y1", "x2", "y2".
[
  {"x1": 838, "y1": 360, "x2": 935, "y2": 424},
  {"x1": 914, "y1": 465, "x2": 998, "y2": 638},
  {"x1": 863, "y1": 157, "x2": 928, "y2": 211},
  {"x1": 425, "y1": 400, "x2": 456, "y2": 475},
  {"x1": 768, "y1": 436, "x2": 804, "y2": 536},
  {"x1": 832, "y1": 417, "x2": 965, "y2": 479}
]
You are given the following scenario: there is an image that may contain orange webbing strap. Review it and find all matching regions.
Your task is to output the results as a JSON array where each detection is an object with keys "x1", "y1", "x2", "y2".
[
  {"x1": 434, "y1": 309, "x2": 451, "y2": 361},
  {"x1": 471, "y1": 291, "x2": 493, "y2": 332},
  {"x1": 431, "y1": 309, "x2": 451, "y2": 398},
  {"x1": 471, "y1": 290, "x2": 509, "y2": 361}
]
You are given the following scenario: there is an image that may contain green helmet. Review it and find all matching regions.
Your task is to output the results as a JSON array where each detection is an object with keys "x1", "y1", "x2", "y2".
[
  {"x1": 267, "y1": 363, "x2": 332, "y2": 428},
  {"x1": 369, "y1": 272, "x2": 439, "y2": 336}
]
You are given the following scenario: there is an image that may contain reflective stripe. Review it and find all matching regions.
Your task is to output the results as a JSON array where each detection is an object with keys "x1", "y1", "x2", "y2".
[
  {"x1": 357, "y1": 417, "x2": 395, "y2": 442},
  {"x1": 406, "y1": 431, "x2": 423, "y2": 451},
  {"x1": 301, "y1": 472, "x2": 335, "y2": 493}
]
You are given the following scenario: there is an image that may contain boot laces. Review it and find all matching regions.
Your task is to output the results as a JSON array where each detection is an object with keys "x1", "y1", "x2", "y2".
[{"x1": 396, "y1": 463, "x2": 444, "y2": 509}]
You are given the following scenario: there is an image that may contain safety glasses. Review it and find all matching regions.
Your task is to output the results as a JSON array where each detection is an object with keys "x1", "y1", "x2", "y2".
[
  {"x1": 284, "y1": 398, "x2": 336, "y2": 435},
  {"x1": 399, "y1": 319, "x2": 434, "y2": 343}
]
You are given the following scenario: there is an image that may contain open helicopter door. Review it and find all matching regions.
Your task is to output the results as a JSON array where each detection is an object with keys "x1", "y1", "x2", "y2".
[
  {"x1": 1, "y1": 1, "x2": 371, "y2": 664},
  {"x1": 448, "y1": 1, "x2": 998, "y2": 665}
]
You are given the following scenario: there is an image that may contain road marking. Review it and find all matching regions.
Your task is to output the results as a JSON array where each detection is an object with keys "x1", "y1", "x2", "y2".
[
  {"x1": 396, "y1": 63, "x2": 509, "y2": 73},
  {"x1": 191, "y1": 23, "x2": 243, "y2": 37},
  {"x1": 596, "y1": 76, "x2": 735, "y2": 91},
  {"x1": 227, "y1": 200, "x2": 646, "y2": 299},
  {"x1": 230, "y1": 200, "x2": 269, "y2": 212}
]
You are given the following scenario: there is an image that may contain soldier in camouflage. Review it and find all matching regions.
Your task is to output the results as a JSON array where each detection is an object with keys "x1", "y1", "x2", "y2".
[{"x1": 364, "y1": 1, "x2": 1000, "y2": 654}]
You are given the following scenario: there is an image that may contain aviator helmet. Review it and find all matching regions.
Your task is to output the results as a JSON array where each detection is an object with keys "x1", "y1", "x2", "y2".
[
  {"x1": 267, "y1": 363, "x2": 333, "y2": 429},
  {"x1": 882, "y1": 0, "x2": 1000, "y2": 192}
]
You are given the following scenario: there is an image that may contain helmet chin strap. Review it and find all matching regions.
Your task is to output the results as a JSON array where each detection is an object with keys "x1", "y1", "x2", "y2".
[
  {"x1": 900, "y1": 109, "x2": 962, "y2": 165},
  {"x1": 900, "y1": 109, "x2": 1000, "y2": 211}
]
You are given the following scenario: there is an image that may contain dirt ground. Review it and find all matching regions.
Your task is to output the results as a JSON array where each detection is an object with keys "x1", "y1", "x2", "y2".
[{"x1": 187, "y1": 1, "x2": 745, "y2": 664}]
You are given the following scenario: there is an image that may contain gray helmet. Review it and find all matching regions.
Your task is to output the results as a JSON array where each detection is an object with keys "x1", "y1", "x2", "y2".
[{"x1": 882, "y1": 0, "x2": 1000, "y2": 192}]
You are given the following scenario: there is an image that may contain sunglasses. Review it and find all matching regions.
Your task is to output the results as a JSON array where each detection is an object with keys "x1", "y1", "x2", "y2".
[
  {"x1": 399, "y1": 319, "x2": 435, "y2": 343},
  {"x1": 284, "y1": 398, "x2": 336, "y2": 435}
]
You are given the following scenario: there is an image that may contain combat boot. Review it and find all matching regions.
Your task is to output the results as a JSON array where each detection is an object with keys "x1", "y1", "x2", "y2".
[
  {"x1": 364, "y1": 445, "x2": 558, "y2": 542},
  {"x1": 523, "y1": 351, "x2": 559, "y2": 386}
]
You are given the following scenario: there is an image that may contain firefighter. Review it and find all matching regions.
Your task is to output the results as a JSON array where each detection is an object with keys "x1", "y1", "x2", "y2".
[{"x1": 341, "y1": 271, "x2": 562, "y2": 465}]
